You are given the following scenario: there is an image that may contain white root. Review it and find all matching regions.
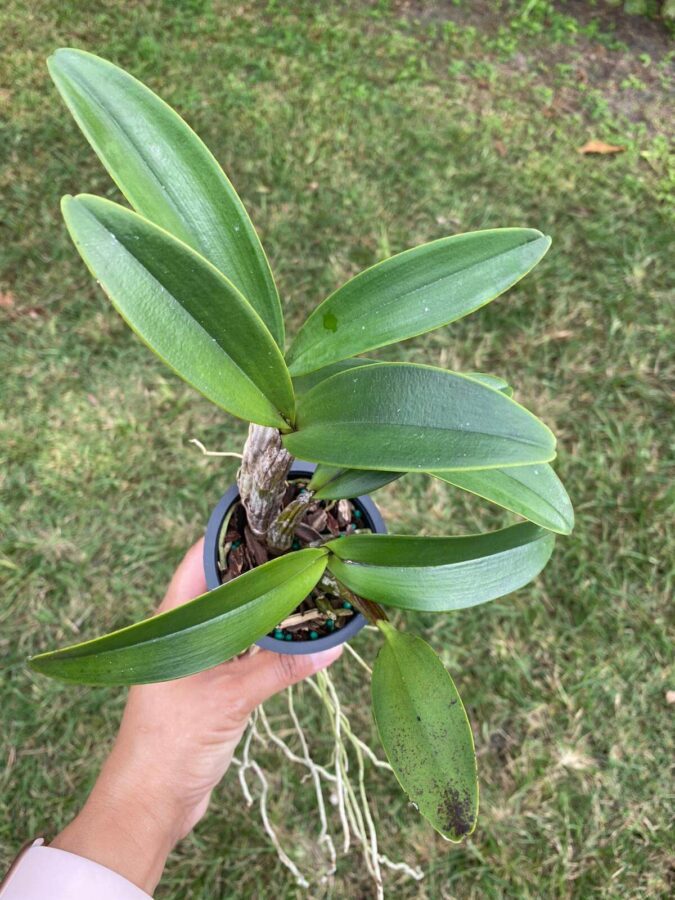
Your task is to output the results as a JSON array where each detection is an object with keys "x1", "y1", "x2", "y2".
[
  {"x1": 232, "y1": 711, "x2": 310, "y2": 888},
  {"x1": 188, "y1": 438, "x2": 244, "y2": 459},
  {"x1": 288, "y1": 688, "x2": 337, "y2": 879},
  {"x1": 318, "y1": 670, "x2": 383, "y2": 896},
  {"x1": 232, "y1": 661, "x2": 423, "y2": 894},
  {"x1": 257, "y1": 705, "x2": 336, "y2": 782},
  {"x1": 343, "y1": 640, "x2": 373, "y2": 675}
]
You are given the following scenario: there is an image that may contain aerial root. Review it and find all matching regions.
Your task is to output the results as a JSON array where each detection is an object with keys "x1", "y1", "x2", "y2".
[{"x1": 189, "y1": 437, "x2": 244, "y2": 459}]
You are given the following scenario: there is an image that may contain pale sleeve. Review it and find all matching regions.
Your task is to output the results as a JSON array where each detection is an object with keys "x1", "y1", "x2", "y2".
[{"x1": 0, "y1": 839, "x2": 152, "y2": 899}]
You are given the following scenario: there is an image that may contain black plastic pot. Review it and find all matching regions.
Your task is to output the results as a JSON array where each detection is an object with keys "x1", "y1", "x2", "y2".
[{"x1": 203, "y1": 461, "x2": 386, "y2": 656}]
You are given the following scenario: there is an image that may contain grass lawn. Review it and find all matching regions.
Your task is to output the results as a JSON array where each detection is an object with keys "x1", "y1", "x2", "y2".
[{"x1": 1, "y1": 1, "x2": 673, "y2": 897}]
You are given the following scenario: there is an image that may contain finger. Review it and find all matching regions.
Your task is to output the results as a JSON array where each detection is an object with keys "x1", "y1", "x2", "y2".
[
  {"x1": 158, "y1": 538, "x2": 207, "y2": 612},
  {"x1": 224, "y1": 645, "x2": 343, "y2": 712}
]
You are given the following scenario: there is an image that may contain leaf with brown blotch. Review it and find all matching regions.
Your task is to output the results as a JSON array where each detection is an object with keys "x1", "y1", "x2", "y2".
[{"x1": 371, "y1": 623, "x2": 478, "y2": 841}]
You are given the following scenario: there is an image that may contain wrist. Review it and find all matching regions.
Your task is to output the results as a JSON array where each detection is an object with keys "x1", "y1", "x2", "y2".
[{"x1": 51, "y1": 772, "x2": 179, "y2": 894}]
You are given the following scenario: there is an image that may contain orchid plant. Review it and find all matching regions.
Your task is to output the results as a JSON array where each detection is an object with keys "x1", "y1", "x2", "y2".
[{"x1": 30, "y1": 49, "x2": 573, "y2": 844}]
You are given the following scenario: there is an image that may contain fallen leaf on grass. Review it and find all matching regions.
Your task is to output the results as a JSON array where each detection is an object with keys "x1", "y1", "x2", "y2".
[
  {"x1": 577, "y1": 140, "x2": 625, "y2": 155},
  {"x1": 0, "y1": 291, "x2": 15, "y2": 309}
]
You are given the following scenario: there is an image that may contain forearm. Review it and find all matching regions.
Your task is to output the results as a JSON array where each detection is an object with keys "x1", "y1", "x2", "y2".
[{"x1": 50, "y1": 754, "x2": 181, "y2": 894}]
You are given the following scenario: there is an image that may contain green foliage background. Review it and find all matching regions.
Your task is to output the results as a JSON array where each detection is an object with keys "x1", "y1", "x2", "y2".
[{"x1": 1, "y1": 1, "x2": 672, "y2": 897}]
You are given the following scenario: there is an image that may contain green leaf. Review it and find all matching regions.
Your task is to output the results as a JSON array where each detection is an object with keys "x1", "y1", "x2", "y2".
[
  {"x1": 29, "y1": 550, "x2": 328, "y2": 685},
  {"x1": 286, "y1": 229, "x2": 550, "y2": 375},
  {"x1": 48, "y1": 48, "x2": 284, "y2": 345},
  {"x1": 304, "y1": 368, "x2": 514, "y2": 498},
  {"x1": 283, "y1": 363, "x2": 555, "y2": 472},
  {"x1": 371, "y1": 622, "x2": 478, "y2": 841},
  {"x1": 462, "y1": 371, "x2": 513, "y2": 397},
  {"x1": 62, "y1": 195, "x2": 294, "y2": 428},
  {"x1": 435, "y1": 464, "x2": 574, "y2": 535},
  {"x1": 294, "y1": 361, "x2": 510, "y2": 398},
  {"x1": 326, "y1": 522, "x2": 554, "y2": 611},
  {"x1": 309, "y1": 464, "x2": 402, "y2": 500},
  {"x1": 293, "y1": 358, "x2": 374, "y2": 395}
]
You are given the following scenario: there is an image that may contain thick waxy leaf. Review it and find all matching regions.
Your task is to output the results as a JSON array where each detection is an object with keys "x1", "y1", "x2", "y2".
[
  {"x1": 294, "y1": 361, "x2": 511, "y2": 397},
  {"x1": 293, "y1": 358, "x2": 374, "y2": 395},
  {"x1": 49, "y1": 48, "x2": 284, "y2": 344},
  {"x1": 304, "y1": 369, "x2": 513, "y2": 497},
  {"x1": 327, "y1": 522, "x2": 554, "y2": 611},
  {"x1": 62, "y1": 195, "x2": 294, "y2": 428},
  {"x1": 309, "y1": 464, "x2": 402, "y2": 500},
  {"x1": 286, "y1": 229, "x2": 550, "y2": 375},
  {"x1": 372, "y1": 622, "x2": 478, "y2": 841},
  {"x1": 29, "y1": 550, "x2": 328, "y2": 685},
  {"x1": 435, "y1": 464, "x2": 574, "y2": 535},
  {"x1": 283, "y1": 363, "x2": 555, "y2": 472},
  {"x1": 463, "y1": 372, "x2": 513, "y2": 397}
]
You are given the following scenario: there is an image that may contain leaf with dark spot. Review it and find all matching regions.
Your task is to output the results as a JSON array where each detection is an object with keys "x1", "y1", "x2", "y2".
[
  {"x1": 438, "y1": 786, "x2": 474, "y2": 838},
  {"x1": 371, "y1": 622, "x2": 478, "y2": 842}
]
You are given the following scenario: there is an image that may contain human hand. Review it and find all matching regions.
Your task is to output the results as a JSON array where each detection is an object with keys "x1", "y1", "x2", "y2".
[{"x1": 51, "y1": 538, "x2": 342, "y2": 893}]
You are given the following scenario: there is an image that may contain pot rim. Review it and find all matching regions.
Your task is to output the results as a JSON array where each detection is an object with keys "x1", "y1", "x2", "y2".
[{"x1": 203, "y1": 461, "x2": 386, "y2": 655}]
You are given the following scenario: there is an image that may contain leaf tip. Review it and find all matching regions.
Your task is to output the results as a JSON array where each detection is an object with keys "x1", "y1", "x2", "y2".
[
  {"x1": 526, "y1": 231, "x2": 552, "y2": 267},
  {"x1": 27, "y1": 652, "x2": 51, "y2": 676},
  {"x1": 47, "y1": 47, "x2": 81, "y2": 80},
  {"x1": 564, "y1": 509, "x2": 575, "y2": 534},
  {"x1": 437, "y1": 783, "x2": 479, "y2": 842},
  {"x1": 557, "y1": 507, "x2": 575, "y2": 535},
  {"x1": 60, "y1": 195, "x2": 82, "y2": 231}
]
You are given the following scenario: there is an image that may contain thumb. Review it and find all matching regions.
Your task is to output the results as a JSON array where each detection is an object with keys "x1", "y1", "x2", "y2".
[
  {"x1": 157, "y1": 538, "x2": 207, "y2": 612},
  {"x1": 225, "y1": 645, "x2": 343, "y2": 712}
]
